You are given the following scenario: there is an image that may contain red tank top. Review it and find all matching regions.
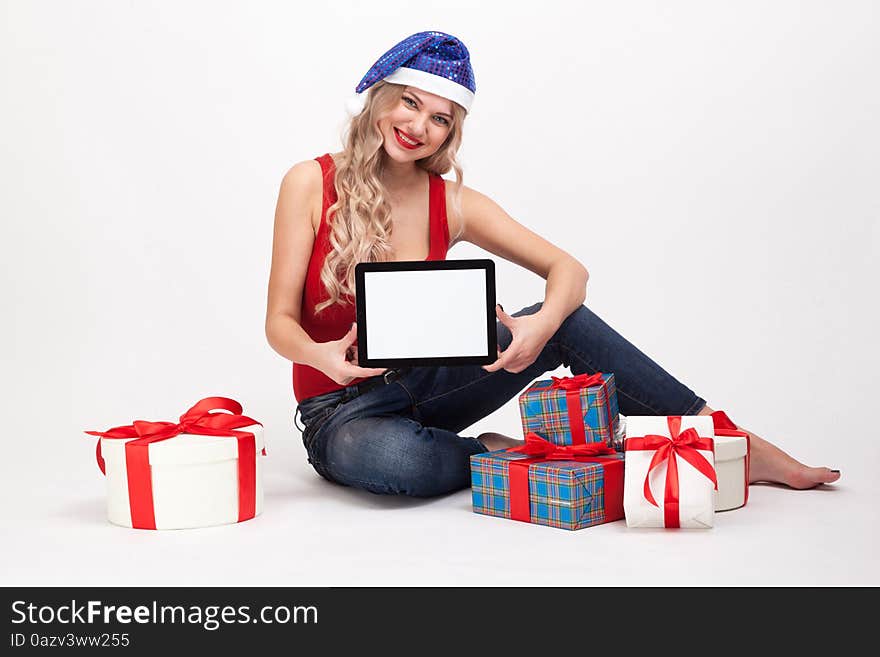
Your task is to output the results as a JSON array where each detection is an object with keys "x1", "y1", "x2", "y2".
[{"x1": 293, "y1": 153, "x2": 451, "y2": 402}]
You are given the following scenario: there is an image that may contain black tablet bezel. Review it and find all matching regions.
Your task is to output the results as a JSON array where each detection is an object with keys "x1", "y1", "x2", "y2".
[{"x1": 355, "y1": 258, "x2": 497, "y2": 368}]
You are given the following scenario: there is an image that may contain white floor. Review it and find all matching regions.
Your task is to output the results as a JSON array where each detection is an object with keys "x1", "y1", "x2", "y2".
[{"x1": 3, "y1": 406, "x2": 877, "y2": 588}]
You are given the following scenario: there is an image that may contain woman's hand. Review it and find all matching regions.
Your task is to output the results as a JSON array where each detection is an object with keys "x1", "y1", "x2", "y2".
[
  {"x1": 313, "y1": 323, "x2": 387, "y2": 386},
  {"x1": 482, "y1": 305, "x2": 557, "y2": 374}
]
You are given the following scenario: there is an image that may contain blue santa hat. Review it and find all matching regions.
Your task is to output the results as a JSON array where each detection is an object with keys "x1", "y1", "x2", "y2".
[{"x1": 355, "y1": 31, "x2": 476, "y2": 113}]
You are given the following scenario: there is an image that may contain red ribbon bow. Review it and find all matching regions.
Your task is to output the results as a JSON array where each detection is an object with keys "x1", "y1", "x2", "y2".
[
  {"x1": 549, "y1": 373, "x2": 605, "y2": 391},
  {"x1": 544, "y1": 373, "x2": 610, "y2": 445},
  {"x1": 85, "y1": 397, "x2": 263, "y2": 529},
  {"x1": 624, "y1": 417, "x2": 717, "y2": 528},
  {"x1": 506, "y1": 432, "x2": 622, "y2": 525},
  {"x1": 510, "y1": 431, "x2": 616, "y2": 459}
]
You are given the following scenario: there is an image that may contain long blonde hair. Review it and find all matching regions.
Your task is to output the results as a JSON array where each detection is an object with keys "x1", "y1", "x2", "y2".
[{"x1": 315, "y1": 81, "x2": 468, "y2": 314}]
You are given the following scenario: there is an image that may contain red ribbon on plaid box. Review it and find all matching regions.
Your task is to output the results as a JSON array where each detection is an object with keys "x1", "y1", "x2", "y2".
[
  {"x1": 551, "y1": 373, "x2": 604, "y2": 445},
  {"x1": 506, "y1": 432, "x2": 624, "y2": 524},
  {"x1": 519, "y1": 372, "x2": 616, "y2": 445},
  {"x1": 85, "y1": 397, "x2": 264, "y2": 530},
  {"x1": 624, "y1": 416, "x2": 717, "y2": 528}
]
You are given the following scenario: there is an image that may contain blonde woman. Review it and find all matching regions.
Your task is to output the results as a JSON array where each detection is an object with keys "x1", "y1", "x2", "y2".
[{"x1": 265, "y1": 31, "x2": 839, "y2": 497}]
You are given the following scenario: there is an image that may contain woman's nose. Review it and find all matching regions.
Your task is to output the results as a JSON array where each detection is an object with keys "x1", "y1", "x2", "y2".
[{"x1": 408, "y1": 117, "x2": 428, "y2": 138}]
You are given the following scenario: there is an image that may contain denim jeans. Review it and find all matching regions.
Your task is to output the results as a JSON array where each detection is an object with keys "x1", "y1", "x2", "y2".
[{"x1": 296, "y1": 301, "x2": 706, "y2": 498}]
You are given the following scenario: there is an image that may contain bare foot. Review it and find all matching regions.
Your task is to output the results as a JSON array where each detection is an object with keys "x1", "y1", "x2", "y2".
[
  {"x1": 699, "y1": 406, "x2": 840, "y2": 489},
  {"x1": 477, "y1": 432, "x2": 523, "y2": 451}
]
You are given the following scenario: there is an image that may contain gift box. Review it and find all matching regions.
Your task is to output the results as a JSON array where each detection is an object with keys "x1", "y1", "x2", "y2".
[
  {"x1": 470, "y1": 432, "x2": 624, "y2": 531},
  {"x1": 85, "y1": 397, "x2": 266, "y2": 530},
  {"x1": 711, "y1": 410, "x2": 750, "y2": 511},
  {"x1": 518, "y1": 373, "x2": 619, "y2": 446},
  {"x1": 623, "y1": 416, "x2": 717, "y2": 529}
]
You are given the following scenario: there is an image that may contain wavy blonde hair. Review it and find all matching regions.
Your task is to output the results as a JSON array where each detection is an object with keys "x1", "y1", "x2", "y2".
[{"x1": 315, "y1": 81, "x2": 468, "y2": 315}]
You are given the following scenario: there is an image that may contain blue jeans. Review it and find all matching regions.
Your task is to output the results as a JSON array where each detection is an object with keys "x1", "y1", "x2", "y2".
[{"x1": 296, "y1": 302, "x2": 706, "y2": 498}]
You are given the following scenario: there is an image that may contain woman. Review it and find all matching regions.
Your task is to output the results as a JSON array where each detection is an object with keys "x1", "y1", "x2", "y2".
[{"x1": 265, "y1": 31, "x2": 839, "y2": 497}]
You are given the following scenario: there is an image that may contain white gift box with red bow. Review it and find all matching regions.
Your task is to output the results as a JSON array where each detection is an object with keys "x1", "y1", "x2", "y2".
[
  {"x1": 623, "y1": 416, "x2": 717, "y2": 529},
  {"x1": 86, "y1": 397, "x2": 266, "y2": 530},
  {"x1": 100, "y1": 427, "x2": 266, "y2": 530}
]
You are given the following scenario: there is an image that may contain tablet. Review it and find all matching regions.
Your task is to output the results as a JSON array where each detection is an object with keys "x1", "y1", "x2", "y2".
[{"x1": 355, "y1": 259, "x2": 497, "y2": 368}]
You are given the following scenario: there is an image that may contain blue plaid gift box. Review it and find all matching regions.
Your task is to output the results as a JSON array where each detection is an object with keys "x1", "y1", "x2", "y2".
[
  {"x1": 518, "y1": 373, "x2": 620, "y2": 447},
  {"x1": 470, "y1": 434, "x2": 625, "y2": 531}
]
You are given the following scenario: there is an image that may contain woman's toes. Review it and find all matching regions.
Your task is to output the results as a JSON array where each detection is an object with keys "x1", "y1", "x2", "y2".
[{"x1": 787, "y1": 466, "x2": 841, "y2": 489}]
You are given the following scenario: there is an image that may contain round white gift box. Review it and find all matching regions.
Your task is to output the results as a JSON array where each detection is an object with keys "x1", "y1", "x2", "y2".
[
  {"x1": 714, "y1": 434, "x2": 748, "y2": 511},
  {"x1": 100, "y1": 424, "x2": 265, "y2": 530}
]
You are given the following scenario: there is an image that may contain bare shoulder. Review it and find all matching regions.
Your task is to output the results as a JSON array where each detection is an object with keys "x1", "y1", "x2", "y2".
[
  {"x1": 280, "y1": 159, "x2": 324, "y2": 236},
  {"x1": 459, "y1": 182, "x2": 493, "y2": 207},
  {"x1": 443, "y1": 179, "x2": 485, "y2": 247},
  {"x1": 454, "y1": 182, "x2": 503, "y2": 220},
  {"x1": 281, "y1": 158, "x2": 323, "y2": 192},
  {"x1": 449, "y1": 182, "x2": 579, "y2": 279}
]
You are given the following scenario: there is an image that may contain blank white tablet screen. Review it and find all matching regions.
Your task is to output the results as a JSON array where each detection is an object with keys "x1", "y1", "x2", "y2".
[{"x1": 363, "y1": 268, "x2": 488, "y2": 359}]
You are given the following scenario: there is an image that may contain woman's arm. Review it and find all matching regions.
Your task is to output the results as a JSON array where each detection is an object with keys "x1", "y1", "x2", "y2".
[
  {"x1": 457, "y1": 185, "x2": 589, "y2": 330},
  {"x1": 265, "y1": 161, "x2": 324, "y2": 366},
  {"x1": 265, "y1": 161, "x2": 387, "y2": 383},
  {"x1": 454, "y1": 185, "x2": 588, "y2": 373}
]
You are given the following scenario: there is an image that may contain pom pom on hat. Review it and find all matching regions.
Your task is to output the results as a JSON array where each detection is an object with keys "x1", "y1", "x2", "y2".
[
  {"x1": 344, "y1": 93, "x2": 366, "y2": 117},
  {"x1": 355, "y1": 31, "x2": 476, "y2": 112}
]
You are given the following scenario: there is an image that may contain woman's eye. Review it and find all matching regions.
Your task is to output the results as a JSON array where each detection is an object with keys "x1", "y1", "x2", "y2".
[{"x1": 403, "y1": 97, "x2": 448, "y2": 126}]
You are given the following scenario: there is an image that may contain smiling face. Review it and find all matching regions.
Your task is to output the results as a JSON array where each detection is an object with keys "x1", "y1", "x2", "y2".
[{"x1": 377, "y1": 86, "x2": 455, "y2": 161}]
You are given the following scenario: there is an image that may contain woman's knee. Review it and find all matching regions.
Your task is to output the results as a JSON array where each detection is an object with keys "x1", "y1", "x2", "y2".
[
  {"x1": 323, "y1": 417, "x2": 470, "y2": 497},
  {"x1": 552, "y1": 304, "x2": 604, "y2": 347},
  {"x1": 512, "y1": 301, "x2": 594, "y2": 330},
  {"x1": 560, "y1": 303, "x2": 594, "y2": 326},
  {"x1": 511, "y1": 301, "x2": 545, "y2": 318}
]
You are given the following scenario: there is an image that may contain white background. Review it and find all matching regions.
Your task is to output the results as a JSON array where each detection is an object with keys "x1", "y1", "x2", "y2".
[{"x1": 2, "y1": 0, "x2": 878, "y2": 586}]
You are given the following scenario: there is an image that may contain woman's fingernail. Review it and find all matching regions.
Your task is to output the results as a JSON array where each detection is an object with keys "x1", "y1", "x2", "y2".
[
  {"x1": 831, "y1": 469, "x2": 840, "y2": 473},
  {"x1": 497, "y1": 303, "x2": 504, "y2": 311}
]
